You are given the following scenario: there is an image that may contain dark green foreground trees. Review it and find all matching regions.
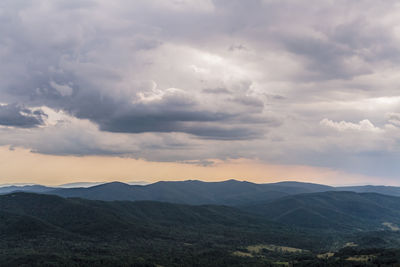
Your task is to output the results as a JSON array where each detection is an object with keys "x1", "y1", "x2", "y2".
[{"x1": 1, "y1": 192, "x2": 400, "y2": 266}]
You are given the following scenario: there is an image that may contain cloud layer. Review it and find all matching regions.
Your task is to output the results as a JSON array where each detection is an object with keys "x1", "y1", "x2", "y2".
[
  {"x1": 0, "y1": 104, "x2": 46, "y2": 128},
  {"x1": 2, "y1": 0, "x2": 400, "y2": 180}
]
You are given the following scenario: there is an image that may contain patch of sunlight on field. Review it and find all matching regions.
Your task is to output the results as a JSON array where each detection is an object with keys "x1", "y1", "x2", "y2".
[
  {"x1": 232, "y1": 251, "x2": 253, "y2": 257},
  {"x1": 344, "y1": 242, "x2": 358, "y2": 247},
  {"x1": 383, "y1": 222, "x2": 400, "y2": 231},
  {"x1": 346, "y1": 255, "x2": 376, "y2": 262},
  {"x1": 273, "y1": 261, "x2": 289, "y2": 266},
  {"x1": 247, "y1": 244, "x2": 307, "y2": 254},
  {"x1": 317, "y1": 252, "x2": 334, "y2": 259}
]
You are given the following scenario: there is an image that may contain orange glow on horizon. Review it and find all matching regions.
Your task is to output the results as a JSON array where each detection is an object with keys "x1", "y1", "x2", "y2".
[{"x1": 0, "y1": 146, "x2": 392, "y2": 186}]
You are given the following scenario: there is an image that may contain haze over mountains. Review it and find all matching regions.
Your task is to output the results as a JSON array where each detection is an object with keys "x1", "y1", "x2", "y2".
[{"x1": 58, "y1": 181, "x2": 149, "y2": 188}]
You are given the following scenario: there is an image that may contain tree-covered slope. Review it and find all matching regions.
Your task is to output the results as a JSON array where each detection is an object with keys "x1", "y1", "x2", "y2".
[
  {"x1": 45, "y1": 179, "x2": 333, "y2": 205},
  {"x1": 0, "y1": 192, "x2": 325, "y2": 266},
  {"x1": 2, "y1": 192, "x2": 400, "y2": 265},
  {"x1": 245, "y1": 191, "x2": 400, "y2": 231}
]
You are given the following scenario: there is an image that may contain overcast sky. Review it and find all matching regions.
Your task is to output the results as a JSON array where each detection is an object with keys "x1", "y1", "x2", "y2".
[{"x1": 1, "y1": 0, "x2": 400, "y2": 185}]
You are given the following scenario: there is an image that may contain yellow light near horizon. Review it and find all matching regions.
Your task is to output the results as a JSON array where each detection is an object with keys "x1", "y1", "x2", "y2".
[{"x1": 0, "y1": 146, "x2": 390, "y2": 186}]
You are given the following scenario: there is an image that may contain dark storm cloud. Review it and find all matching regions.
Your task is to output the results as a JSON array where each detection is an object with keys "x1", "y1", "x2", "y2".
[
  {"x1": 0, "y1": 0, "x2": 269, "y2": 140},
  {"x1": 0, "y1": 104, "x2": 46, "y2": 128},
  {"x1": 58, "y1": 88, "x2": 267, "y2": 139},
  {"x1": 278, "y1": 19, "x2": 399, "y2": 80},
  {"x1": 282, "y1": 35, "x2": 359, "y2": 80},
  {"x1": 2, "y1": 0, "x2": 400, "y2": 180}
]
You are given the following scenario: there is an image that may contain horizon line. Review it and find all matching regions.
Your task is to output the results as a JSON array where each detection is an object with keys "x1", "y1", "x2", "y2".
[{"x1": 0, "y1": 178, "x2": 395, "y2": 188}]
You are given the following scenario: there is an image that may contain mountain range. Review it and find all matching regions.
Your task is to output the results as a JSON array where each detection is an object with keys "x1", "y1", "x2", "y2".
[
  {"x1": 2, "y1": 179, "x2": 400, "y2": 206},
  {"x1": 3, "y1": 179, "x2": 400, "y2": 232},
  {"x1": 3, "y1": 180, "x2": 400, "y2": 265},
  {"x1": 0, "y1": 192, "x2": 322, "y2": 266}
]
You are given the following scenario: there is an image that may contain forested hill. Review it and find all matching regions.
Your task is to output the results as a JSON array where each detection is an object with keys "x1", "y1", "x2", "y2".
[
  {"x1": 2, "y1": 191, "x2": 400, "y2": 265},
  {"x1": 3, "y1": 180, "x2": 400, "y2": 206}
]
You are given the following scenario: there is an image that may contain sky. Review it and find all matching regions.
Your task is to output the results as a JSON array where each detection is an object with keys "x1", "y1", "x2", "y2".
[{"x1": 1, "y1": 0, "x2": 400, "y2": 185}]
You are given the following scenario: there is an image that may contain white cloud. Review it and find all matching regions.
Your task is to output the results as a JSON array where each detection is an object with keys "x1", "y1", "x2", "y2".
[{"x1": 320, "y1": 119, "x2": 382, "y2": 132}]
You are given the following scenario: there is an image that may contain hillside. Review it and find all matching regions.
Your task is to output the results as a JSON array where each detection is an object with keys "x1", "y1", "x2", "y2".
[
  {"x1": 4, "y1": 180, "x2": 400, "y2": 207},
  {"x1": 44, "y1": 179, "x2": 333, "y2": 205},
  {"x1": 245, "y1": 191, "x2": 400, "y2": 231},
  {"x1": 336, "y1": 185, "x2": 400, "y2": 197},
  {"x1": 2, "y1": 192, "x2": 400, "y2": 265},
  {"x1": 0, "y1": 192, "x2": 325, "y2": 266},
  {"x1": 0, "y1": 192, "x2": 268, "y2": 234}
]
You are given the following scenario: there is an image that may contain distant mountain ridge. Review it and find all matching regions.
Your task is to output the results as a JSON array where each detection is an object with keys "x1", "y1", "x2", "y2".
[
  {"x1": 59, "y1": 181, "x2": 149, "y2": 188},
  {"x1": 44, "y1": 179, "x2": 333, "y2": 205},
  {"x1": 2, "y1": 179, "x2": 400, "y2": 206},
  {"x1": 0, "y1": 185, "x2": 54, "y2": 195}
]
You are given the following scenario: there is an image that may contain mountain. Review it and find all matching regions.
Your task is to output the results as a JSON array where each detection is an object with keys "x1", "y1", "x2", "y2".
[
  {"x1": 2, "y1": 192, "x2": 400, "y2": 265},
  {"x1": 0, "y1": 192, "x2": 268, "y2": 242},
  {"x1": 4, "y1": 180, "x2": 400, "y2": 208},
  {"x1": 45, "y1": 179, "x2": 333, "y2": 205},
  {"x1": 0, "y1": 184, "x2": 55, "y2": 195},
  {"x1": 245, "y1": 191, "x2": 400, "y2": 231},
  {"x1": 58, "y1": 181, "x2": 149, "y2": 188},
  {"x1": 336, "y1": 185, "x2": 400, "y2": 197},
  {"x1": 0, "y1": 192, "x2": 326, "y2": 266},
  {"x1": 0, "y1": 192, "x2": 294, "y2": 235},
  {"x1": 270, "y1": 181, "x2": 333, "y2": 192}
]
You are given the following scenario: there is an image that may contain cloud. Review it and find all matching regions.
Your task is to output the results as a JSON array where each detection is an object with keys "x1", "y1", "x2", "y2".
[
  {"x1": 202, "y1": 88, "x2": 232, "y2": 94},
  {"x1": 320, "y1": 119, "x2": 381, "y2": 132},
  {"x1": 50, "y1": 81, "x2": 74, "y2": 97},
  {"x1": 0, "y1": 104, "x2": 47, "y2": 128},
  {"x1": 2, "y1": 0, "x2": 400, "y2": 180},
  {"x1": 386, "y1": 113, "x2": 400, "y2": 127}
]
